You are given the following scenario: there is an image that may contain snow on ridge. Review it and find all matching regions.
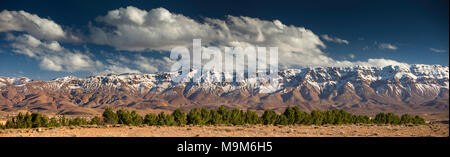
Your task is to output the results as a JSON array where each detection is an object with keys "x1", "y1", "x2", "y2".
[
  {"x1": 0, "y1": 77, "x2": 32, "y2": 87},
  {"x1": 1, "y1": 64, "x2": 448, "y2": 94}
]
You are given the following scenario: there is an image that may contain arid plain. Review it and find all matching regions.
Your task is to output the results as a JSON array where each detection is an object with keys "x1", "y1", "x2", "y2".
[{"x1": 0, "y1": 123, "x2": 447, "y2": 137}]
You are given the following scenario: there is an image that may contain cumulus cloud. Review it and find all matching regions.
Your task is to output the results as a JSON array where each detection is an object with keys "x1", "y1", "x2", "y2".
[
  {"x1": 0, "y1": 10, "x2": 65, "y2": 40},
  {"x1": 89, "y1": 6, "x2": 328, "y2": 67},
  {"x1": 321, "y1": 34, "x2": 349, "y2": 44},
  {"x1": 1, "y1": 6, "x2": 411, "y2": 74},
  {"x1": 7, "y1": 34, "x2": 100, "y2": 72},
  {"x1": 5, "y1": 33, "x2": 176, "y2": 74},
  {"x1": 0, "y1": 10, "x2": 81, "y2": 42},
  {"x1": 89, "y1": 7, "x2": 214, "y2": 51},
  {"x1": 89, "y1": 6, "x2": 407, "y2": 69},
  {"x1": 379, "y1": 43, "x2": 398, "y2": 50},
  {"x1": 429, "y1": 48, "x2": 447, "y2": 53}
]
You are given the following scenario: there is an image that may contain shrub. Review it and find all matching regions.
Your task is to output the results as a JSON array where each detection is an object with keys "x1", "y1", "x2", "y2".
[
  {"x1": 172, "y1": 109, "x2": 187, "y2": 126},
  {"x1": 413, "y1": 115, "x2": 426, "y2": 125},
  {"x1": 400, "y1": 114, "x2": 413, "y2": 124},
  {"x1": 131, "y1": 111, "x2": 143, "y2": 126},
  {"x1": 102, "y1": 108, "x2": 118, "y2": 124},
  {"x1": 210, "y1": 109, "x2": 223, "y2": 125},
  {"x1": 143, "y1": 113, "x2": 158, "y2": 126},
  {"x1": 244, "y1": 110, "x2": 261, "y2": 124},
  {"x1": 187, "y1": 108, "x2": 202, "y2": 125},
  {"x1": 262, "y1": 110, "x2": 278, "y2": 125},
  {"x1": 283, "y1": 107, "x2": 296, "y2": 125},
  {"x1": 90, "y1": 116, "x2": 102, "y2": 125}
]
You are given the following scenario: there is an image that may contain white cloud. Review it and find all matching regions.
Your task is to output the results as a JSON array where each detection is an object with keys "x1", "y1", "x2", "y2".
[
  {"x1": 307, "y1": 58, "x2": 409, "y2": 69},
  {"x1": 89, "y1": 6, "x2": 408, "y2": 69},
  {"x1": 3, "y1": 33, "x2": 147, "y2": 74},
  {"x1": 0, "y1": 10, "x2": 81, "y2": 42},
  {"x1": 379, "y1": 43, "x2": 398, "y2": 50},
  {"x1": 356, "y1": 58, "x2": 408, "y2": 68},
  {"x1": 7, "y1": 34, "x2": 99, "y2": 72},
  {"x1": 89, "y1": 7, "x2": 328, "y2": 68},
  {"x1": 0, "y1": 10, "x2": 65, "y2": 40},
  {"x1": 321, "y1": 34, "x2": 349, "y2": 44},
  {"x1": 1, "y1": 7, "x2": 412, "y2": 74},
  {"x1": 133, "y1": 55, "x2": 175, "y2": 73},
  {"x1": 429, "y1": 48, "x2": 447, "y2": 53},
  {"x1": 90, "y1": 7, "x2": 214, "y2": 51}
]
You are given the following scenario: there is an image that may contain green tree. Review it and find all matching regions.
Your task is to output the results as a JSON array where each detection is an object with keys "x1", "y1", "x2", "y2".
[
  {"x1": 302, "y1": 113, "x2": 313, "y2": 125},
  {"x1": 276, "y1": 115, "x2": 289, "y2": 125},
  {"x1": 16, "y1": 112, "x2": 25, "y2": 128},
  {"x1": 354, "y1": 115, "x2": 370, "y2": 124},
  {"x1": 157, "y1": 112, "x2": 166, "y2": 125},
  {"x1": 244, "y1": 110, "x2": 261, "y2": 124},
  {"x1": 293, "y1": 107, "x2": 307, "y2": 124},
  {"x1": 413, "y1": 115, "x2": 425, "y2": 125},
  {"x1": 165, "y1": 114, "x2": 177, "y2": 126},
  {"x1": 31, "y1": 113, "x2": 48, "y2": 128},
  {"x1": 172, "y1": 109, "x2": 187, "y2": 126},
  {"x1": 90, "y1": 116, "x2": 102, "y2": 125},
  {"x1": 102, "y1": 108, "x2": 118, "y2": 124},
  {"x1": 69, "y1": 117, "x2": 88, "y2": 126},
  {"x1": 311, "y1": 110, "x2": 325, "y2": 125},
  {"x1": 374, "y1": 113, "x2": 387, "y2": 124},
  {"x1": 156, "y1": 112, "x2": 176, "y2": 126},
  {"x1": 131, "y1": 111, "x2": 143, "y2": 126},
  {"x1": 386, "y1": 113, "x2": 400, "y2": 125},
  {"x1": 117, "y1": 110, "x2": 133, "y2": 125},
  {"x1": 48, "y1": 117, "x2": 61, "y2": 127},
  {"x1": 143, "y1": 113, "x2": 158, "y2": 126},
  {"x1": 187, "y1": 108, "x2": 202, "y2": 125},
  {"x1": 210, "y1": 109, "x2": 223, "y2": 125},
  {"x1": 323, "y1": 110, "x2": 333, "y2": 124},
  {"x1": 230, "y1": 109, "x2": 244, "y2": 125},
  {"x1": 5, "y1": 119, "x2": 15, "y2": 129},
  {"x1": 201, "y1": 108, "x2": 212, "y2": 125},
  {"x1": 217, "y1": 106, "x2": 231, "y2": 124},
  {"x1": 0, "y1": 108, "x2": 428, "y2": 128},
  {"x1": 262, "y1": 110, "x2": 278, "y2": 125},
  {"x1": 400, "y1": 114, "x2": 413, "y2": 124},
  {"x1": 283, "y1": 107, "x2": 296, "y2": 125}
]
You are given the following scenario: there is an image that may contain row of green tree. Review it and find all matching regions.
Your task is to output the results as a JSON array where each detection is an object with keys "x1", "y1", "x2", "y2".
[
  {"x1": 1, "y1": 112, "x2": 95, "y2": 129},
  {"x1": 0, "y1": 107, "x2": 426, "y2": 129}
]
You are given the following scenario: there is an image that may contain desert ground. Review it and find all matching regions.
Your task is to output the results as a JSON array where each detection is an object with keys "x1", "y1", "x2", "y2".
[{"x1": 0, "y1": 123, "x2": 448, "y2": 137}]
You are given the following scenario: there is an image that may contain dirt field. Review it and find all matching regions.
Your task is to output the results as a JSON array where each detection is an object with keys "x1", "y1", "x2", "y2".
[{"x1": 0, "y1": 123, "x2": 448, "y2": 137}]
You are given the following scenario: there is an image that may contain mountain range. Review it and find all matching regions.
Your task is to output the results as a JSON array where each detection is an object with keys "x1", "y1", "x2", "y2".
[{"x1": 0, "y1": 64, "x2": 448, "y2": 119}]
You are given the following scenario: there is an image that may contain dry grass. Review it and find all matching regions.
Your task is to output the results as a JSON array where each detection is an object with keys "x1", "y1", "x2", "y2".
[{"x1": 0, "y1": 124, "x2": 447, "y2": 137}]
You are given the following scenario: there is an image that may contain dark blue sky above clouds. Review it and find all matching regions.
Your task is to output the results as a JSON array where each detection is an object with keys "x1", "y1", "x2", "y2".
[{"x1": 0, "y1": 0, "x2": 448, "y2": 80}]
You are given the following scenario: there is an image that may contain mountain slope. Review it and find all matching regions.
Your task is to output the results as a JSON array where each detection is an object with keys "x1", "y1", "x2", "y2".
[{"x1": 0, "y1": 64, "x2": 448, "y2": 118}]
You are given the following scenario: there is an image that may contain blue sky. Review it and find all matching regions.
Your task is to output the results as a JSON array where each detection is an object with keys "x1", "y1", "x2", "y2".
[{"x1": 0, "y1": 0, "x2": 448, "y2": 80}]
